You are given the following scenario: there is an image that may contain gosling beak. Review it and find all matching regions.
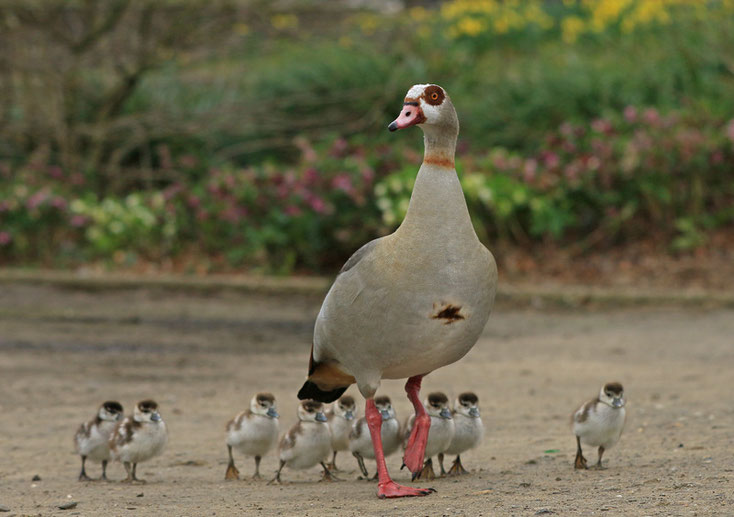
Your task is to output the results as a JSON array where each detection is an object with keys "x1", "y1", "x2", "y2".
[
  {"x1": 315, "y1": 412, "x2": 327, "y2": 422},
  {"x1": 612, "y1": 398, "x2": 624, "y2": 408},
  {"x1": 380, "y1": 409, "x2": 390, "y2": 421},
  {"x1": 388, "y1": 102, "x2": 424, "y2": 132},
  {"x1": 150, "y1": 412, "x2": 161, "y2": 422},
  {"x1": 267, "y1": 407, "x2": 279, "y2": 418},
  {"x1": 469, "y1": 407, "x2": 480, "y2": 418},
  {"x1": 344, "y1": 410, "x2": 354, "y2": 421},
  {"x1": 439, "y1": 407, "x2": 452, "y2": 419}
]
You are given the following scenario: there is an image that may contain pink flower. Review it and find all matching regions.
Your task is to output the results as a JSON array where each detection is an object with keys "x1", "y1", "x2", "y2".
[
  {"x1": 307, "y1": 195, "x2": 327, "y2": 214},
  {"x1": 187, "y1": 195, "x2": 201, "y2": 208},
  {"x1": 725, "y1": 119, "x2": 734, "y2": 143},
  {"x1": 642, "y1": 108, "x2": 660, "y2": 127},
  {"x1": 294, "y1": 137, "x2": 318, "y2": 163},
  {"x1": 26, "y1": 191, "x2": 48, "y2": 210},
  {"x1": 361, "y1": 167, "x2": 375, "y2": 184},
  {"x1": 591, "y1": 118, "x2": 613, "y2": 134},
  {"x1": 559, "y1": 122, "x2": 574, "y2": 137},
  {"x1": 0, "y1": 231, "x2": 11, "y2": 245},
  {"x1": 51, "y1": 197, "x2": 68, "y2": 210},
  {"x1": 522, "y1": 159, "x2": 538, "y2": 183},
  {"x1": 331, "y1": 174, "x2": 354, "y2": 194},
  {"x1": 0, "y1": 200, "x2": 9, "y2": 212},
  {"x1": 48, "y1": 166, "x2": 63, "y2": 179},
  {"x1": 329, "y1": 138, "x2": 349, "y2": 157},
  {"x1": 70, "y1": 215, "x2": 88, "y2": 227},
  {"x1": 624, "y1": 106, "x2": 637, "y2": 123},
  {"x1": 164, "y1": 183, "x2": 183, "y2": 200},
  {"x1": 303, "y1": 167, "x2": 319, "y2": 185},
  {"x1": 285, "y1": 205, "x2": 302, "y2": 216},
  {"x1": 542, "y1": 151, "x2": 560, "y2": 169}
]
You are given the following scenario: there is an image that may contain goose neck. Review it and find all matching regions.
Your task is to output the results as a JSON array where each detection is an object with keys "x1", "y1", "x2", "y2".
[{"x1": 422, "y1": 124, "x2": 458, "y2": 169}]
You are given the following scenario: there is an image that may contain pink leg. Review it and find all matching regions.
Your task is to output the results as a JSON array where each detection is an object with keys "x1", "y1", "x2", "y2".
[
  {"x1": 401, "y1": 375, "x2": 431, "y2": 479},
  {"x1": 365, "y1": 398, "x2": 435, "y2": 499}
]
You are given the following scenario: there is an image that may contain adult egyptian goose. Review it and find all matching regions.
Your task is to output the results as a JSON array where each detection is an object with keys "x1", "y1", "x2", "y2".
[{"x1": 297, "y1": 83, "x2": 497, "y2": 498}]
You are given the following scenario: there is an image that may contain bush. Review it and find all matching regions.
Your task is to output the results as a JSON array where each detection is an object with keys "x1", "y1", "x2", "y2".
[{"x1": 1, "y1": 1, "x2": 733, "y2": 272}]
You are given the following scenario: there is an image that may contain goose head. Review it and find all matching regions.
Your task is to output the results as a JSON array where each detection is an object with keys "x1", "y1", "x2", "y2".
[
  {"x1": 454, "y1": 392, "x2": 480, "y2": 418},
  {"x1": 298, "y1": 399, "x2": 328, "y2": 423},
  {"x1": 599, "y1": 382, "x2": 625, "y2": 409},
  {"x1": 424, "y1": 392, "x2": 452, "y2": 420},
  {"x1": 250, "y1": 392, "x2": 279, "y2": 419},
  {"x1": 98, "y1": 400, "x2": 124, "y2": 422},
  {"x1": 374, "y1": 395, "x2": 396, "y2": 421},
  {"x1": 133, "y1": 399, "x2": 162, "y2": 423},
  {"x1": 388, "y1": 84, "x2": 458, "y2": 134},
  {"x1": 333, "y1": 395, "x2": 356, "y2": 421}
]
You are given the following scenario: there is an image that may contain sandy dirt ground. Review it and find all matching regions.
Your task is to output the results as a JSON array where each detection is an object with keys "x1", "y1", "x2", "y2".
[{"x1": 1, "y1": 282, "x2": 733, "y2": 516}]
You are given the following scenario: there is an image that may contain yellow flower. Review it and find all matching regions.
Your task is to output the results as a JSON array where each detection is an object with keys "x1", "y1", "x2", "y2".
[
  {"x1": 561, "y1": 15, "x2": 585, "y2": 43},
  {"x1": 456, "y1": 16, "x2": 486, "y2": 37},
  {"x1": 358, "y1": 14, "x2": 379, "y2": 35},
  {"x1": 271, "y1": 13, "x2": 298, "y2": 31},
  {"x1": 493, "y1": 16, "x2": 510, "y2": 34}
]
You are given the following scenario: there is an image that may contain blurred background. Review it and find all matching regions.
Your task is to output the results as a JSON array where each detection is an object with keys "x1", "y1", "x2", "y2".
[{"x1": 1, "y1": 0, "x2": 733, "y2": 288}]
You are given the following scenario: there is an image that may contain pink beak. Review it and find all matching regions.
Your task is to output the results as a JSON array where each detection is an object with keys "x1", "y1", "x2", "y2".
[{"x1": 388, "y1": 103, "x2": 424, "y2": 132}]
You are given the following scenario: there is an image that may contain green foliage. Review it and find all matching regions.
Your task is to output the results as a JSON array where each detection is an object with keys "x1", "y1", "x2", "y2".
[{"x1": 1, "y1": 1, "x2": 734, "y2": 272}]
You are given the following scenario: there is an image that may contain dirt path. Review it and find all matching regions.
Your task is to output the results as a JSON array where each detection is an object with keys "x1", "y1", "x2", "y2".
[{"x1": 1, "y1": 283, "x2": 732, "y2": 516}]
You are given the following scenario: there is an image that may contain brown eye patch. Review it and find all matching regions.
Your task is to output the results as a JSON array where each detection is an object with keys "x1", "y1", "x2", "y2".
[{"x1": 423, "y1": 85, "x2": 445, "y2": 106}]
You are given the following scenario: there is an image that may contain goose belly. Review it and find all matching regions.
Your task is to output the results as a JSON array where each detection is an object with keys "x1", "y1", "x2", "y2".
[{"x1": 317, "y1": 269, "x2": 494, "y2": 380}]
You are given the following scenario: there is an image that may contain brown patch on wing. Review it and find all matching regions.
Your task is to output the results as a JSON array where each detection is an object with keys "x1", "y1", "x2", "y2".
[
  {"x1": 574, "y1": 399, "x2": 598, "y2": 424},
  {"x1": 349, "y1": 418, "x2": 364, "y2": 440},
  {"x1": 110, "y1": 417, "x2": 141, "y2": 451},
  {"x1": 279, "y1": 422, "x2": 303, "y2": 451},
  {"x1": 432, "y1": 303, "x2": 465, "y2": 324},
  {"x1": 75, "y1": 421, "x2": 92, "y2": 443},
  {"x1": 226, "y1": 409, "x2": 252, "y2": 432}
]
